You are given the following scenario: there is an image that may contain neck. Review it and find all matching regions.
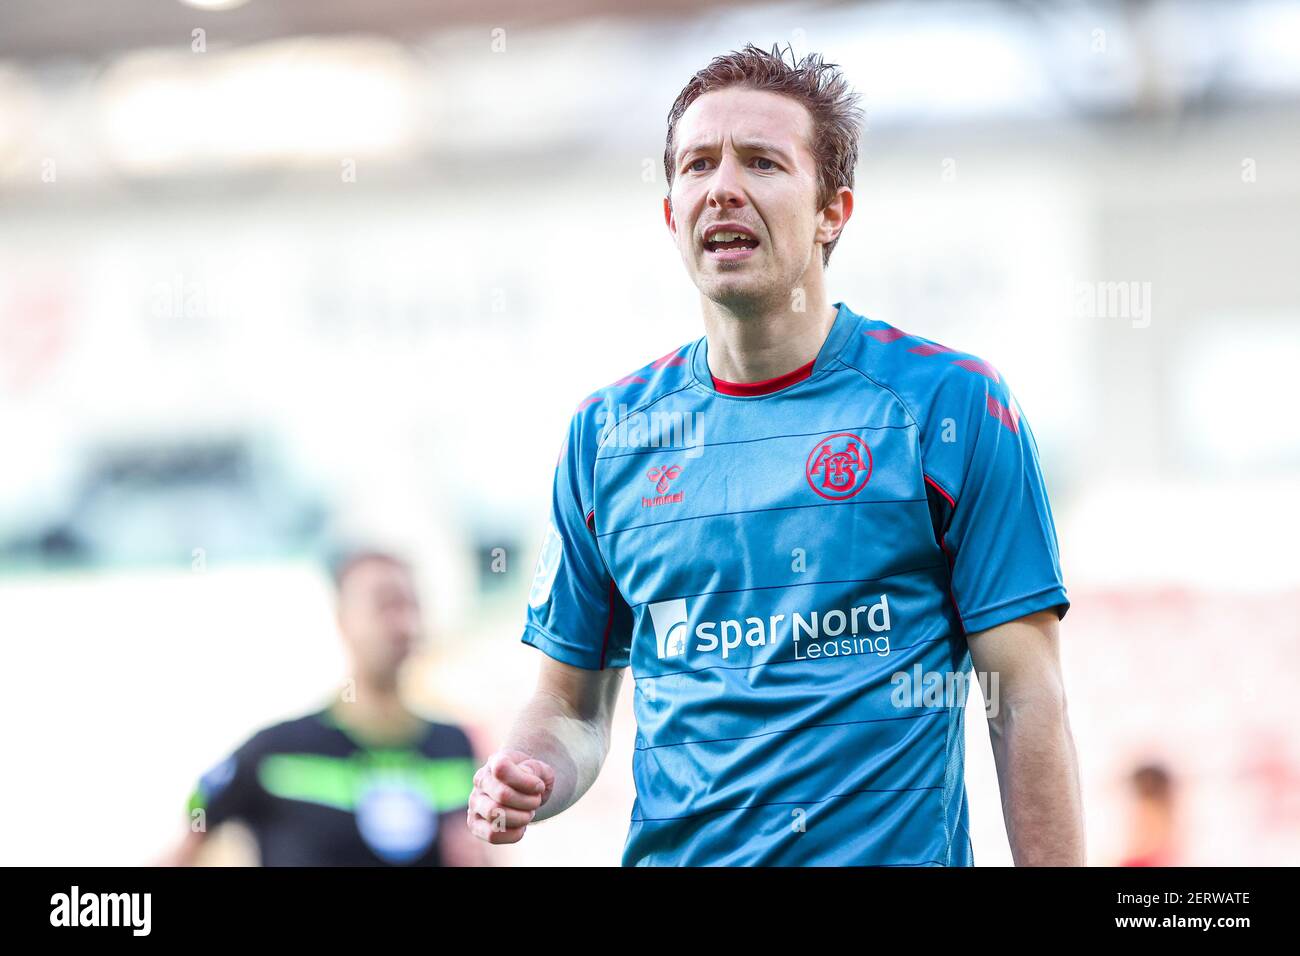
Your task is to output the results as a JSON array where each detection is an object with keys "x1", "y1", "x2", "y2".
[
  {"x1": 700, "y1": 282, "x2": 838, "y2": 384},
  {"x1": 333, "y1": 672, "x2": 414, "y2": 737}
]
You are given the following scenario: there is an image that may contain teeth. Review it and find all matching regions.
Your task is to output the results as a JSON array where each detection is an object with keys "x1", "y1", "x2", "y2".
[{"x1": 708, "y1": 230, "x2": 754, "y2": 243}]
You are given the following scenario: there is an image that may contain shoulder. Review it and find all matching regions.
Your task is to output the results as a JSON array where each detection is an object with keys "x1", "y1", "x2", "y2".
[
  {"x1": 560, "y1": 340, "x2": 698, "y2": 460},
  {"x1": 417, "y1": 719, "x2": 475, "y2": 759},
  {"x1": 245, "y1": 710, "x2": 336, "y2": 753},
  {"x1": 551, "y1": 340, "x2": 702, "y2": 476},
  {"x1": 835, "y1": 314, "x2": 1019, "y2": 435}
]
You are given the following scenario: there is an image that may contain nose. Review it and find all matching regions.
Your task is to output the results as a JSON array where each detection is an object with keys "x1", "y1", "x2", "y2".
[{"x1": 706, "y1": 153, "x2": 746, "y2": 210}]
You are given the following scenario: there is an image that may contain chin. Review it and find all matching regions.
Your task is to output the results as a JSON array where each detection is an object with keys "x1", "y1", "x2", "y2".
[
  {"x1": 704, "y1": 278, "x2": 777, "y2": 313},
  {"x1": 378, "y1": 640, "x2": 414, "y2": 671}
]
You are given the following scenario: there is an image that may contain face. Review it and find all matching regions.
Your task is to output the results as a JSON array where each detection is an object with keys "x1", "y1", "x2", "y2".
[
  {"x1": 664, "y1": 86, "x2": 847, "y2": 311},
  {"x1": 336, "y1": 559, "x2": 422, "y2": 684}
]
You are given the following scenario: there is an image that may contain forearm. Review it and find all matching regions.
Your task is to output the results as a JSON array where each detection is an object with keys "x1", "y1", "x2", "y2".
[
  {"x1": 158, "y1": 829, "x2": 206, "y2": 866},
  {"x1": 988, "y1": 694, "x2": 1086, "y2": 865},
  {"x1": 502, "y1": 687, "x2": 610, "y2": 822}
]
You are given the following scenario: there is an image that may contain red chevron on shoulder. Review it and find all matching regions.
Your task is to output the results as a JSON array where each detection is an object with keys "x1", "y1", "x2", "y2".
[
  {"x1": 651, "y1": 347, "x2": 688, "y2": 369},
  {"x1": 574, "y1": 366, "x2": 655, "y2": 414},
  {"x1": 909, "y1": 342, "x2": 953, "y2": 356},
  {"x1": 987, "y1": 394, "x2": 1020, "y2": 434},
  {"x1": 952, "y1": 357, "x2": 1001, "y2": 383}
]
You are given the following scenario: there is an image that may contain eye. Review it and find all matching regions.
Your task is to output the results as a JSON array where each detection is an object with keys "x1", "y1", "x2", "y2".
[
  {"x1": 753, "y1": 157, "x2": 777, "y2": 171},
  {"x1": 687, "y1": 157, "x2": 711, "y2": 173}
]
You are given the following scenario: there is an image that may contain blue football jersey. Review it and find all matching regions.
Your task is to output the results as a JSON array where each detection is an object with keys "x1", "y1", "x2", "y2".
[{"x1": 521, "y1": 301, "x2": 1069, "y2": 866}]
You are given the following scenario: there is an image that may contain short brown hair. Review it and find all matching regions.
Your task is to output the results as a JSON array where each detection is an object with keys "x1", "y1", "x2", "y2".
[
  {"x1": 327, "y1": 547, "x2": 412, "y2": 594},
  {"x1": 1132, "y1": 763, "x2": 1174, "y2": 803},
  {"x1": 663, "y1": 42, "x2": 864, "y2": 267}
]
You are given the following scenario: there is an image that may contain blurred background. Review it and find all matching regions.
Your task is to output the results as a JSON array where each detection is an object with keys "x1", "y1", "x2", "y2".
[{"x1": 1, "y1": 0, "x2": 1298, "y2": 866}]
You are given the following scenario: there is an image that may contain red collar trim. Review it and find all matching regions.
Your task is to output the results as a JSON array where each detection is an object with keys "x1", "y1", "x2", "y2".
[{"x1": 711, "y1": 358, "x2": 816, "y2": 396}]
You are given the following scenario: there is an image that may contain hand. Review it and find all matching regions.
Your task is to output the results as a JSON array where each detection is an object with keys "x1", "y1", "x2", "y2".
[{"x1": 466, "y1": 749, "x2": 555, "y2": 844}]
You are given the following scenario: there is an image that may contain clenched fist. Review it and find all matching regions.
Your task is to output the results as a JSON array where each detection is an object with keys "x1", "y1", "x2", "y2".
[{"x1": 467, "y1": 749, "x2": 556, "y2": 844}]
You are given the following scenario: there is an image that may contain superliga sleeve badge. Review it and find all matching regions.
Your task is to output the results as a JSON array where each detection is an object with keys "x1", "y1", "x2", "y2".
[{"x1": 528, "y1": 520, "x2": 565, "y2": 609}]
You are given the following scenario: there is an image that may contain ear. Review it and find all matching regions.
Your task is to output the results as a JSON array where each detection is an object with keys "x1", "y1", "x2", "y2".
[
  {"x1": 663, "y1": 195, "x2": 676, "y2": 237},
  {"x1": 817, "y1": 187, "x2": 853, "y2": 246}
]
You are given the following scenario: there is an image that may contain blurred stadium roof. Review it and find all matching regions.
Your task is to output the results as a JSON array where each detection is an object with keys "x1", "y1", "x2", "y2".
[
  {"x1": 0, "y1": 0, "x2": 778, "y2": 61},
  {"x1": 0, "y1": 0, "x2": 1297, "y2": 185}
]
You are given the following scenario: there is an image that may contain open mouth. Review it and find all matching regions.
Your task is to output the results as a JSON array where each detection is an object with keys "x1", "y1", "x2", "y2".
[{"x1": 703, "y1": 227, "x2": 760, "y2": 258}]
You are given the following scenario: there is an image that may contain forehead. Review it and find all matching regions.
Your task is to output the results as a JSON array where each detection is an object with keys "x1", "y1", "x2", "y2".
[
  {"x1": 674, "y1": 86, "x2": 814, "y2": 160},
  {"x1": 339, "y1": 558, "x2": 414, "y2": 598}
]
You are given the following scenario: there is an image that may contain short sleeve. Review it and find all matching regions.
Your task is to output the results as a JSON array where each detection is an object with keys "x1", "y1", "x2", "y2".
[
  {"x1": 521, "y1": 410, "x2": 633, "y2": 670},
  {"x1": 923, "y1": 369, "x2": 1069, "y2": 635},
  {"x1": 187, "y1": 735, "x2": 266, "y2": 828}
]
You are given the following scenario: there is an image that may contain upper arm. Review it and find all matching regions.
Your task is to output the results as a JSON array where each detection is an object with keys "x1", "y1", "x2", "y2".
[
  {"x1": 521, "y1": 405, "x2": 634, "y2": 671},
  {"x1": 920, "y1": 364, "x2": 1069, "y2": 635},
  {"x1": 188, "y1": 734, "x2": 266, "y2": 829},
  {"x1": 535, "y1": 654, "x2": 625, "y2": 732},
  {"x1": 967, "y1": 610, "x2": 1066, "y2": 713}
]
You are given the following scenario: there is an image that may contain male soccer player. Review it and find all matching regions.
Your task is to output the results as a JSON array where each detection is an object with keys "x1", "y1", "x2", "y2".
[
  {"x1": 468, "y1": 44, "x2": 1084, "y2": 865},
  {"x1": 168, "y1": 549, "x2": 483, "y2": 866}
]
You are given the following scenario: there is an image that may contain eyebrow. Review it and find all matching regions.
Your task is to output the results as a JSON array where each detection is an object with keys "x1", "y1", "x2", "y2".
[{"x1": 677, "y1": 139, "x2": 797, "y2": 167}]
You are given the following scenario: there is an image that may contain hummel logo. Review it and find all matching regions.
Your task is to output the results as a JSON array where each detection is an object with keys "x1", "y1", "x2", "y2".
[
  {"x1": 647, "y1": 465, "x2": 681, "y2": 494},
  {"x1": 642, "y1": 464, "x2": 684, "y2": 508}
]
